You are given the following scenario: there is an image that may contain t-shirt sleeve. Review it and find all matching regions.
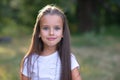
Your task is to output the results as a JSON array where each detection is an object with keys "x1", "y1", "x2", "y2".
[
  {"x1": 21, "y1": 57, "x2": 29, "y2": 77},
  {"x1": 71, "y1": 54, "x2": 80, "y2": 70}
]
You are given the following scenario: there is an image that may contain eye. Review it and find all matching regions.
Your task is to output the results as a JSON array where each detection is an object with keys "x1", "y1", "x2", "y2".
[
  {"x1": 54, "y1": 26, "x2": 61, "y2": 30},
  {"x1": 42, "y1": 26, "x2": 49, "y2": 30}
]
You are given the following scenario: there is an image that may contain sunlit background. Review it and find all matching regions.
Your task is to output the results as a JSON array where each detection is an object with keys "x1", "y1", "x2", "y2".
[{"x1": 0, "y1": 0, "x2": 120, "y2": 80}]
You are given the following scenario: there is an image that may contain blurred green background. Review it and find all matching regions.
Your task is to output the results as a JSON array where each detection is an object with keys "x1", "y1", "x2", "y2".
[{"x1": 0, "y1": 0, "x2": 120, "y2": 80}]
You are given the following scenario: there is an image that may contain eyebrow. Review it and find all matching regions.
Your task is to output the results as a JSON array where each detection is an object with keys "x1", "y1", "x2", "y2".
[{"x1": 41, "y1": 24, "x2": 62, "y2": 27}]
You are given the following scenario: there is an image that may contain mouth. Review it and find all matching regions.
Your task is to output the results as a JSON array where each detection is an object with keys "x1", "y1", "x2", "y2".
[{"x1": 47, "y1": 37, "x2": 56, "y2": 41}]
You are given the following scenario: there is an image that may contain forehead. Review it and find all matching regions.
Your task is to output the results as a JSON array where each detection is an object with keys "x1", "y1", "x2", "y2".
[{"x1": 40, "y1": 14, "x2": 63, "y2": 26}]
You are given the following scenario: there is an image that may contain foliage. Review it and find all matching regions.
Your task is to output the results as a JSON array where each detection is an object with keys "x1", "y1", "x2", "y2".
[{"x1": 0, "y1": 0, "x2": 120, "y2": 34}]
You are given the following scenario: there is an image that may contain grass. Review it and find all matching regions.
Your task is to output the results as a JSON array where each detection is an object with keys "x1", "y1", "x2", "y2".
[
  {"x1": 0, "y1": 36, "x2": 30, "y2": 80},
  {"x1": 71, "y1": 34, "x2": 120, "y2": 80},
  {"x1": 0, "y1": 34, "x2": 120, "y2": 80}
]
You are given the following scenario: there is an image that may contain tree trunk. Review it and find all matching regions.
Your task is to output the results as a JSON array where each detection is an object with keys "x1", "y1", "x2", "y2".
[{"x1": 76, "y1": 0, "x2": 96, "y2": 33}]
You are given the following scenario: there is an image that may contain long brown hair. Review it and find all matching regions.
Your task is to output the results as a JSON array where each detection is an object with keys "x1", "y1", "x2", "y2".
[{"x1": 20, "y1": 4, "x2": 71, "y2": 80}]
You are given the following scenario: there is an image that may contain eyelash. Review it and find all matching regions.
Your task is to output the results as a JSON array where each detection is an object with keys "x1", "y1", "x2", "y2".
[
  {"x1": 42, "y1": 26, "x2": 61, "y2": 30},
  {"x1": 42, "y1": 27, "x2": 49, "y2": 30},
  {"x1": 55, "y1": 27, "x2": 61, "y2": 30}
]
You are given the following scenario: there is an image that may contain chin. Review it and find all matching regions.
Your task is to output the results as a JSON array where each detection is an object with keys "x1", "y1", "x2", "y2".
[{"x1": 47, "y1": 44, "x2": 57, "y2": 47}]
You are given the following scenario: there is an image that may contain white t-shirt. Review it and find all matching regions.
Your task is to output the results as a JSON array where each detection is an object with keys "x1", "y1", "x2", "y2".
[{"x1": 21, "y1": 51, "x2": 79, "y2": 80}]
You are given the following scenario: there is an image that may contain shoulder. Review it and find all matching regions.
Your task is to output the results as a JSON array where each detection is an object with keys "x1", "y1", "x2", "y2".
[
  {"x1": 70, "y1": 53, "x2": 78, "y2": 62},
  {"x1": 23, "y1": 53, "x2": 39, "y2": 64},
  {"x1": 70, "y1": 53, "x2": 80, "y2": 70},
  {"x1": 71, "y1": 53, "x2": 76, "y2": 58}
]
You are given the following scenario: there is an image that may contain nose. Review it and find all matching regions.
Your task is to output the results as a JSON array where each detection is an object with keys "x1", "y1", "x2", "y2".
[{"x1": 49, "y1": 28, "x2": 54, "y2": 35}]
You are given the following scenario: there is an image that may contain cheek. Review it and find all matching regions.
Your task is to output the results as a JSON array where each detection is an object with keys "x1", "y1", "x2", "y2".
[
  {"x1": 56, "y1": 32, "x2": 62, "y2": 37},
  {"x1": 61, "y1": 31, "x2": 63, "y2": 37},
  {"x1": 60, "y1": 31, "x2": 63, "y2": 37},
  {"x1": 57, "y1": 29, "x2": 63, "y2": 36},
  {"x1": 40, "y1": 31, "x2": 47, "y2": 36}
]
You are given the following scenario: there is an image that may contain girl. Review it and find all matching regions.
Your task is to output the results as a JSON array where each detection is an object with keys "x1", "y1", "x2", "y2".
[{"x1": 20, "y1": 4, "x2": 82, "y2": 80}]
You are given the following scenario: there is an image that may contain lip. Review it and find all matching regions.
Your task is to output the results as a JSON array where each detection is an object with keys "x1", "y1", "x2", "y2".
[{"x1": 47, "y1": 37, "x2": 56, "y2": 41}]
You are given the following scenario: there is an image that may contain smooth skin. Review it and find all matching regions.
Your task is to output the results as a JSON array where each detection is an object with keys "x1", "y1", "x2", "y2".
[
  {"x1": 39, "y1": 14, "x2": 63, "y2": 56},
  {"x1": 20, "y1": 14, "x2": 82, "y2": 80}
]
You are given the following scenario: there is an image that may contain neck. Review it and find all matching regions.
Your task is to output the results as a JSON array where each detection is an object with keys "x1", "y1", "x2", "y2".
[{"x1": 41, "y1": 46, "x2": 57, "y2": 56}]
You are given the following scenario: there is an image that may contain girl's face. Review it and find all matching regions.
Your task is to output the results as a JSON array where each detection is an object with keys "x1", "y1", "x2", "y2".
[{"x1": 39, "y1": 14, "x2": 63, "y2": 49}]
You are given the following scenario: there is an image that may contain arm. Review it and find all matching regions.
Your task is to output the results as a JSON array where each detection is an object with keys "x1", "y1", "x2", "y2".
[
  {"x1": 20, "y1": 73, "x2": 29, "y2": 80},
  {"x1": 72, "y1": 67, "x2": 82, "y2": 80}
]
